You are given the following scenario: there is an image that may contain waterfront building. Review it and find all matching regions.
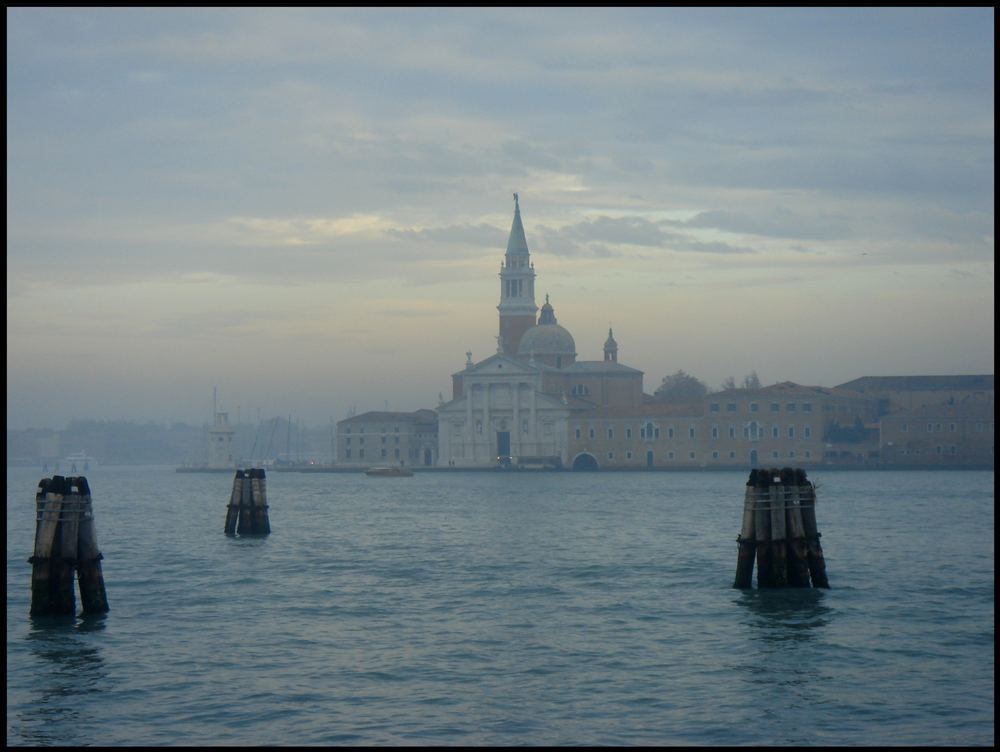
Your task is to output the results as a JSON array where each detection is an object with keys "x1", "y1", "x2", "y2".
[
  {"x1": 437, "y1": 195, "x2": 647, "y2": 468},
  {"x1": 336, "y1": 409, "x2": 438, "y2": 468}
]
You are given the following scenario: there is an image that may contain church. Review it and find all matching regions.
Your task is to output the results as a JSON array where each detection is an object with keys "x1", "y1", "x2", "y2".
[{"x1": 436, "y1": 195, "x2": 646, "y2": 468}]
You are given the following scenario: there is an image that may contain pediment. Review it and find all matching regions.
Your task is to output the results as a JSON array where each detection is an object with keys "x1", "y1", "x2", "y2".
[{"x1": 452, "y1": 352, "x2": 541, "y2": 378}]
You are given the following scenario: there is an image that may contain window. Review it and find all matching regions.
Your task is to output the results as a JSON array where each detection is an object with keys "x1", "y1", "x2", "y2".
[
  {"x1": 689, "y1": 451, "x2": 695, "y2": 459},
  {"x1": 772, "y1": 450, "x2": 779, "y2": 459},
  {"x1": 359, "y1": 449, "x2": 365, "y2": 459},
  {"x1": 788, "y1": 426, "x2": 795, "y2": 439},
  {"x1": 589, "y1": 427, "x2": 595, "y2": 439},
  {"x1": 787, "y1": 403, "x2": 797, "y2": 412},
  {"x1": 712, "y1": 451, "x2": 720, "y2": 459},
  {"x1": 772, "y1": 426, "x2": 780, "y2": 438},
  {"x1": 727, "y1": 403, "x2": 737, "y2": 412},
  {"x1": 345, "y1": 437, "x2": 351, "y2": 445},
  {"x1": 803, "y1": 403, "x2": 812, "y2": 413},
  {"x1": 689, "y1": 426, "x2": 696, "y2": 439},
  {"x1": 750, "y1": 403, "x2": 759, "y2": 413},
  {"x1": 729, "y1": 425, "x2": 736, "y2": 439},
  {"x1": 575, "y1": 428, "x2": 581, "y2": 439},
  {"x1": 729, "y1": 451, "x2": 736, "y2": 459},
  {"x1": 626, "y1": 428, "x2": 632, "y2": 439},
  {"x1": 710, "y1": 403, "x2": 720, "y2": 413},
  {"x1": 771, "y1": 403, "x2": 780, "y2": 413},
  {"x1": 667, "y1": 426, "x2": 674, "y2": 439},
  {"x1": 804, "y1": 425, "x2": 812, "y2": 438},
  {"x1": 607, "y1": 452, "x2": 614, "y2": 460},
  {"x1": 711, "y1": 425, "x2": 719, "y2": 439},
  {"x1": 607, "y1": 428, "x2": 614, "y2": 440},
  {"x1": 381, "y1": 448, "x2": 387, "y2": 458},
  {"x1": 345, "y1": 449, "x2": 351, "y2": 459}
]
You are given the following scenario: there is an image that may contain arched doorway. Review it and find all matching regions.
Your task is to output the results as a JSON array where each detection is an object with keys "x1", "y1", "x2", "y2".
[
  {"x1": 646, "y1": 450, "x2": 654, "y2": 467},
  {"x1": 749, "y1": 449, "x2": 758, "y2": 467},
  {"x1": 571, "y1": 453, "x2": 600, "y2": 471}
]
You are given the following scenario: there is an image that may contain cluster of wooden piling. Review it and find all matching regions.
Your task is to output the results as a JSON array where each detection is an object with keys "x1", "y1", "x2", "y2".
[
  {"x1": 29, "y1": 476, "x2": 110, "y2": 616},
  {"x1": 224, "y1": 469, "x2": 271, "y2": 536},
  {"x1": 734, "y1": 467, "x2": 829, "y2": 589}
]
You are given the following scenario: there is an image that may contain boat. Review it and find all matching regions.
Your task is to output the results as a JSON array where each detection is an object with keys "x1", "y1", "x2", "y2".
[
  {"x1": 364, "y1": 466, "x2": 414, "y2": 477},
  {"x1": 62, "y1": 451, "x2": 96, "y2": 473}
]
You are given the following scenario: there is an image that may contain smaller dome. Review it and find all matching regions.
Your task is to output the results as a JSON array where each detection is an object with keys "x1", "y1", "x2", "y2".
[{"x1": 517, "y1": 323, "x2": 577, "y2": 357}]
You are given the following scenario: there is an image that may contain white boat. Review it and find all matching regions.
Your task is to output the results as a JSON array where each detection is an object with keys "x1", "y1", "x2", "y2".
[{"x1": 364, "y1": 466, "x2": 414, "y2": 477}]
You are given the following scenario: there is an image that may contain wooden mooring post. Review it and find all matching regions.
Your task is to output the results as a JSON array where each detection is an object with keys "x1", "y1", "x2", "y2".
[
  {"x1": 733, "y1": 467, "x2": 829, "y2": 589},
  {"x1": 225, "y1": 468, "x2": 270, "y2": 536},
  {"x1": 29, "y1": 475, "x2": 110, "y2": 617}
]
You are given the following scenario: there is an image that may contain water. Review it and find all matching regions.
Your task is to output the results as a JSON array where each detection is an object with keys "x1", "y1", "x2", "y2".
[{"x1": 6, "y1": 466, "x2": 994, "y2": 746}]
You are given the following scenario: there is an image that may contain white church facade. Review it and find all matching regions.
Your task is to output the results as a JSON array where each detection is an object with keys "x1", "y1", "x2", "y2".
[{"x1": 437, "y1": 195, "x2": 644, "y2": 468}]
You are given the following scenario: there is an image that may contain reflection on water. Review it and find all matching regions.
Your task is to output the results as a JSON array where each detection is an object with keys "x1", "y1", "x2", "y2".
[
  {"x1": 12, "y1": 615, "x2": 108, "y2": 745},
  {"x1": 731, "y1": 589, "x2": 834, "y2": 697},
  {"x1": 736, "y1": 588, "x2": 831, "y2": 642}
]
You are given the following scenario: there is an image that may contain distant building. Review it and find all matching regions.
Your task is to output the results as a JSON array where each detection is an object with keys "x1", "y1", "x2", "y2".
[
  {"x1": 207, "y1": 410, "x2": 236, "y2": 469},
  {"x1": 335, "y1": 196, "x2": 992, "y2": 471},
  {"x1": 835, "y1": 375, "x2": 994, "y2": 415},
  {"x1": 437, "y1": 195, "x2": 647, "y2": 468},
  {"x1": 336, "y1": 410, "x2": 438, "y2": 468}
]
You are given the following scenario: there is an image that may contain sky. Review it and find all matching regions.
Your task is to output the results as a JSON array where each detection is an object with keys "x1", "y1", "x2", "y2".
[{"x1": 6, "y1": 7, "x2": 995, "y2": 430}]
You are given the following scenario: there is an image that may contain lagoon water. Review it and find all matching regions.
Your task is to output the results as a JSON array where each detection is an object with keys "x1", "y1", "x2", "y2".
[{"x1": 5, "y1": 466, "x2": 994, "y2": 746}]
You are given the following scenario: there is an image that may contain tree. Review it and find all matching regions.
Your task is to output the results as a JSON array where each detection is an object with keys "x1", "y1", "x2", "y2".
[
  {"x1": 720, "y1": 376, "x2": 737, "y2": 391},
  {"x1": 654, "y1": 370, "x2": 708, "y2": 403},
  {"x1": 742, "y1": 371, "x2": 761, "y2": 390}
]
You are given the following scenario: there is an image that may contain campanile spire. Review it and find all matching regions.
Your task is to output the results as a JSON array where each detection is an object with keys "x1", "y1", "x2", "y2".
[{"x1": 497, "y1": 193, "x2": 538, "y2": 355}]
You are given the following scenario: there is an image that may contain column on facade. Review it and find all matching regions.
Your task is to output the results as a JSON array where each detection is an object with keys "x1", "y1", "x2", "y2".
[
  {"x1": 512, "y1": 382, "x2": 520, "y2": 457},
  {"x1": 483, "y1": 382, "x2": 491, "y2": 461},
  {"x1": 530, "y1": 382, "x2": 537, "y2": 455},
  {"x1": 464, "y1": 385, "x2": 473, "y2": 463}
]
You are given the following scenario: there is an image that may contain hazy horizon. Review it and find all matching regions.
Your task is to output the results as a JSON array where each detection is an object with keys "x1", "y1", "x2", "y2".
[{"x1": 7, "y1": 8, "x2": 994, "y2": 431}]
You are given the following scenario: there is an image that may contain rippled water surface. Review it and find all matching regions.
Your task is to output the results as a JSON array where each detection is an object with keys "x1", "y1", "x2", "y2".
[{"x1": 6, "y1": 466, "x2": 994, "y2": 746}]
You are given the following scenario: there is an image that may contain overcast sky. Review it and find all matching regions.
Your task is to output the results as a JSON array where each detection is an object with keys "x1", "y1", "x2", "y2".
[{"x1": 6, "y1": 7, "x2": 995, "y2": 430}]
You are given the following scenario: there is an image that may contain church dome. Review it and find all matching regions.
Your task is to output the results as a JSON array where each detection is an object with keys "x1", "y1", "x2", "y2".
[{"x1": 517, "y1": 323, "x2": 577, "y2": 358}]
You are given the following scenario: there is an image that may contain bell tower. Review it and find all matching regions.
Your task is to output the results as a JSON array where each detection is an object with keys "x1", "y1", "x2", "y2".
[{"x1": 497, "y1": 193, "x2": 538, "y2": 355}]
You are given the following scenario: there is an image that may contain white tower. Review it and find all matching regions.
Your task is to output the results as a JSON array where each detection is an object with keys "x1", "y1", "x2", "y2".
[{"x1": 207, "y1": 389, "x2": 236, "y2": 469}]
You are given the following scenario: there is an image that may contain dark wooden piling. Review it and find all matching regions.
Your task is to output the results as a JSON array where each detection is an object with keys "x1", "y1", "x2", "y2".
[
  {"x1": 797, "y1": 469, "x2": 830, "y2": 588},
  {"x1": 236, "y1": 469, "x2": 254, "y2": 536},
  {"x1": 249, "y1": 469, "x2": 270, "y2": 535},
  {"x1": 753, "y1": 470, "x2": 773, "y2": 587},
  {"x1": 30, "y1": 477, "x2": 63, "y2": 616},
  {"x1": 781, "y1": 468, "x2": 812, "y2": 587},
  {"x1": 226, "y1": 469, "x2": 270, "y2": 536},
  {"x1": 52, "y1": 477, "x2": 82, "y2": 615},
  {"x1": 224, "y1": 470, "x2": 244, "y2": 536},
  {"x1": 768, "y1": 468, "x2": 788, "y2": 587},
  {"x1": 735, "y1": 467, "x2": 829, "y2": 589},
  {"x1": 733, "y1": 470, "x2": 758, "y2": 588},
  {"x1": 30, "y1": 475, "x2": 108, "y2": 617},
  {"x1": 75, "y1": 477, "x2": 110, "y2": 614}
]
